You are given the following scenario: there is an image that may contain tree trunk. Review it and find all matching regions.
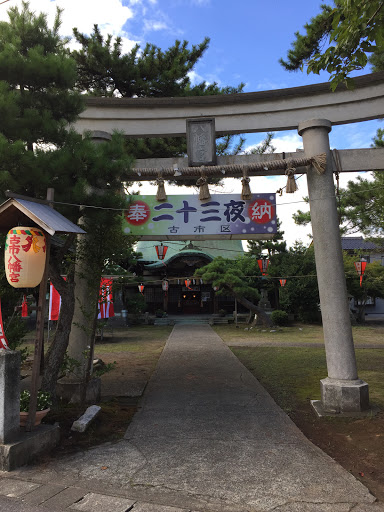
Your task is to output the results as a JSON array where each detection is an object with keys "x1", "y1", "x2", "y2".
[
  {"x1": 233, "y1": 294, "x2": 273, "y2": 327},
  {"x1": 41, "y1": 266, "x2": 75, "y2": 400},
  {"x1": 357, "y1": 304, "x2": 366, "y2": 323}
]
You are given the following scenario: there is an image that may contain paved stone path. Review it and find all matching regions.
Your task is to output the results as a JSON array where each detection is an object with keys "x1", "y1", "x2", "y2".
[{"x1": 1, "y1": 325, "x2": 383, "y2": 511}]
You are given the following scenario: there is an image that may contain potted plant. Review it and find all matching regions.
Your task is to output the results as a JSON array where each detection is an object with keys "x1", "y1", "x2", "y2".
[{"x1": 19, "y1": 390, "x2": 52, "y2": 427}]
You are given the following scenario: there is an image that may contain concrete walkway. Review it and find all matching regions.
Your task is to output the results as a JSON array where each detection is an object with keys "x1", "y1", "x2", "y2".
[{"x1": 2, "y1": 325, "x2": 383, "y2": 512}]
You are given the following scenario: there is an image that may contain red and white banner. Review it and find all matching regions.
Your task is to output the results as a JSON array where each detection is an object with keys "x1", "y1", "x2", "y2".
[
  {"x1": 21, "y1": 295, "x2": 28, "y2": 317},
  {"x1": 49, "y1": 282, "x2": 62, "y2": 321},
  {"x1": 49, "y1": 278, "x2": 114, "y2": 321},
  {"x1": 98, "y1": 278, "x2": 115, "y2": 319},
  {"x1": 0, "y1": 299, "x2": 9, "y2": 350}
]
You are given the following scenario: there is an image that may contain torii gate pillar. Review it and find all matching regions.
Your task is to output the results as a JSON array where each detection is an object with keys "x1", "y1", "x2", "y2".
[{"x1": 298, "y1": 119, "x2": 369, "y2": 415}]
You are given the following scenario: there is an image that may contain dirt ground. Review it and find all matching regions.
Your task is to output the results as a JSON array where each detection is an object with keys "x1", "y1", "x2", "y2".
[
  {"x1": 34, "y1": 324, "x2": 384, "y2": 502},
  {"x1": 292, "y1": 408, "x2": 384, "y2": 502}
]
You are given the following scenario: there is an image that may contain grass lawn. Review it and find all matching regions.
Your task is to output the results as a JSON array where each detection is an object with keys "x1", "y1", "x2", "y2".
[
  {"x1": 231, "y1": 345, "x2": 384, "y2": 500},
  {"x1": 213, "y1": 322, "x2": 384, "y2": 346},
  {"x1": 230, "y1": 346, "x2": 384, "y2": 411}
]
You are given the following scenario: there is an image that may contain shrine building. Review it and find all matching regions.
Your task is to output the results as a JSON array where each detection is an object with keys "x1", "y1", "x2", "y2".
[{"x1": 133, "y1": 239, "x2": 244, "y2": 315}]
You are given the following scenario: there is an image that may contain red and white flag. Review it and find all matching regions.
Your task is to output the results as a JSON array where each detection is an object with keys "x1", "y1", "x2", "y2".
[
  {"x1": 49, "y1": 282, "x2": 62, "y2": 321},
  {"x1": 98, "y1": 278, "x2": 115, "y2": 319},
  {"x1": 0, "y1": 299, "x2": 9, "y2": 350}
]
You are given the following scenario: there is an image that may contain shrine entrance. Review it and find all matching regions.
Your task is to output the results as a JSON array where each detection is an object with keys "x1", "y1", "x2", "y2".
[
  {"x1": 181, "y1": 289, "x2": 201, "y2": 315},
  {"x1": 74, "y1": 72, "x2": 384, "y2": 415}
]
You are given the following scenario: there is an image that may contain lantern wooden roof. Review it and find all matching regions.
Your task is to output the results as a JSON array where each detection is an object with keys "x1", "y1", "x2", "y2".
[{"x1": 0, "y1": 198, "x2": 85, "y2": 235}]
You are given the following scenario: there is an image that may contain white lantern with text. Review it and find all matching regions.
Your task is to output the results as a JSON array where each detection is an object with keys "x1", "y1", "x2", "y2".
[{"x1": 4, "y1": 227, "x2": 46, "y2": 288}]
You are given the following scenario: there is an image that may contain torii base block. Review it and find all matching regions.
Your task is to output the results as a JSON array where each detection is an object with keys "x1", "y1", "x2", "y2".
[{"x1": 311, "y1": 378, "x2": 370, "y2": 417}]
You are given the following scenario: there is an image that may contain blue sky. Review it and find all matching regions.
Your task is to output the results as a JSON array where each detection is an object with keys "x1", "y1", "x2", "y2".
[{"x1": 1, "y1": 0, "x2": 380, "y2": 245}]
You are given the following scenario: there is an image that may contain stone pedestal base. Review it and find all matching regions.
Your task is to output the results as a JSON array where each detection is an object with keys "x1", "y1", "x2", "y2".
[
  {"x1": 313, "y1": 377, "x2": 369, "y2": 416},
  {"x1": 56, "y1": 377, "x2": 101, "y2": 404},
  {"x1": 0, "y1": 424, "x2": 60, "y2": 471}
]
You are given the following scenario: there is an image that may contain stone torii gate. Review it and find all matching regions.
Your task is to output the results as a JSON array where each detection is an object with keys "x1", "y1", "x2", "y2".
[{"x1": 73, "y1": 71, "x2": 384, "y2": 416}]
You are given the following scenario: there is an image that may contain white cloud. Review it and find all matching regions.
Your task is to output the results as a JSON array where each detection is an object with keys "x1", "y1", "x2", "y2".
[
  {"x1": 245, "y1": 132, "x2": 303, "y2": 154},
  {"x1": 188, "y1": 70, "x2": 204, "y2": 85},
  {"x1": 0, "y1": 0, "x2": 138, "y2": 52},
  {"x1": 143, "y1": 19, "x2": 169, "y2": 32},
  {"x1": 253, "y1": 80, "x2": 288, "y2": 91}
]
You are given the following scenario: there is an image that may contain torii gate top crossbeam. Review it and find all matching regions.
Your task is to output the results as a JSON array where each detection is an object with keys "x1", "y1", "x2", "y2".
[{"x1": 74, "y1": 72, "x2": 384, "y2": 137}]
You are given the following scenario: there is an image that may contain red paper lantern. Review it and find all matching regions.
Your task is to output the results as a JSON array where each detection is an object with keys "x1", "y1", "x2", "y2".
[
  {"x1": 4, "y1": 227, "x2": 46, "y2": 288},
  {"x1": 354, "y1": 260, "x2": 367, "y2": 287},
  {"x1": 257, "y1": 258, "x2": 270, "y2": 276},
  {"x1": 279, "y1": 279, "x2": 287, "y2": 287},
  {"x1": 138, "y1": 283, "x2": 145, "y2": 295},
  {"x1": 162, "y1": 279, "x2": 169, "y2": 291},
  {"x1": 185, "y1": 279, "x2": 192, "y2": 289},
  {"x1": 213, "y1": 285, "x2": 219, "y2": 292},
  {"x1": 155, "y1": 243, "x2": 168, "y2": 260}
]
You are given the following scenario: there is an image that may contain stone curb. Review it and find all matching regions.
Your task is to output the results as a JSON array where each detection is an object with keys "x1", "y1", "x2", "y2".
[{"x1": 0, "y1": 477, "x2": 196, "y2": 512}]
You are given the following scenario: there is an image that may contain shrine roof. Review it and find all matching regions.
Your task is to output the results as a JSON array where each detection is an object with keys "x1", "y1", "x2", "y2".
[
  {"x1": 341, "y1": 237, "x2": 381, "y2": 251},
  {"x1": 0, "y1": 198, "x2": 85, "y2": 235},
  {"x1": 136, "y1": 239, "x2": 244, "y2": 267}
]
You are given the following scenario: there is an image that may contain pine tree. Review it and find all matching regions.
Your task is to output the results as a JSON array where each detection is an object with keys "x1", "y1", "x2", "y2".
[
  {"x1": 293, "y1": 131, "x2": 384, "y2": 239},
  {"x1": 0, "y1": 1, "x2": 83, "y2": 196},
  {"x1": 0, "y1": 3, "x2": 136, "y2": 398},
  {"x1": 194, "y1": 257, "x2": 272, "y2": 327},
  {"x1": 71, "y1": 26, "x2": 248, "y2": 160},
  {"x1": 280, "y1": 1, "x2": 384, "y2": 90}
]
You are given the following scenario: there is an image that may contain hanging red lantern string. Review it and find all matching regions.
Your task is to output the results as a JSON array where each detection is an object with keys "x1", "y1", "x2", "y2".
[
  {"x1": 279, "y1": 279, "x2": 287, "y2": 287},
  {"x1": 354, "y1": 260, "x2": 367, "y2": 287},
  {"x1": 257, "y1": 258, "x2": 270, "y2": 276},
  {"x1": 155, "y1": 243, "x2": 168, "y2": 261},
  {"x1": 162, "y1": 279, "x2": 169, "y2": 297},
  {"x1": 138, "y1": 283, "x2": 145, "y2": 295}
]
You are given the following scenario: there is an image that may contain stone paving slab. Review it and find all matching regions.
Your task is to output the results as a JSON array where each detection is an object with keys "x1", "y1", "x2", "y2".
[
  {"x1": 40, "y1": 487, "x2": 86, "y2": 509},
  {"x1": 21, "y1": 483, "x2": 66, "y2": 506},
  {"x1": 132, "y1": 503, "x2": 190, "y2": 512},
  {"x1": 352, "y1": 505, "x2": 384, "y2": 512},
  {"x1": 0, "y1": 478, "x2": 40, "y2": 498},
  {"x1": 69, "y1": 492, "x2": 135, "y2": 511}
]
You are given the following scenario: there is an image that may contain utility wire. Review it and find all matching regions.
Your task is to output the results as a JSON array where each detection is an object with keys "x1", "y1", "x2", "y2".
[{"x1": 48, "y1": 182, "x2": 384, "y2": 213}]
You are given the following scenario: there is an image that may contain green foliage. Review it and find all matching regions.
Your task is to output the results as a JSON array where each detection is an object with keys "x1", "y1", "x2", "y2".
[
  {"x1": 270, "y1": 310, "x2": 290, "y2": 326},
  {"x1": 71, "y1": 25, "x2": 249, "y2": 168},
  {"x1": 20, "y1": 389, "x2": 52, "y2": 412},
  {"x1": 245, "y1": 132, "x2": 276, "y2": 155},
  {"x1": 294, "y1": 130, "x2": 384, "y2": 238},
  {"x1": 72, "y1": 28, "x2": 241, "y2": 99},
  {"x1": 344, "y1": 252, "x2": 384, "y2": 321},
  {"x1": 293, "y1": 172, "x2": 384, "y2": 238},
  {"x1": 93, "y1": 361, "x2": 117, "y2": 378},
  {"x1": 125, "y1": 295, "x2": 147, "y2": 315},
  {"x1": 269, "y1": 242, "x2": 320, "y2": 322},
  {"x1": 280, "y1": 1, "x2": 384, "y2": 89},
  {"x1": 247, "y1": 217, "x2": 287, "y2": 257},
  {"x1": 194, "y1": 256, "x2": 260, "y2": 303},
  {"x1": 0, "y1": 1, "x2": 83, "y2": 149},
  {"x1": 59, "y1": 352, "x2": 81, "y2": 377}
]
